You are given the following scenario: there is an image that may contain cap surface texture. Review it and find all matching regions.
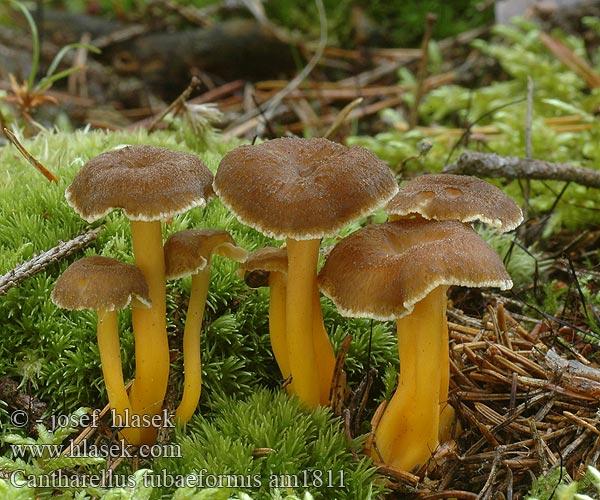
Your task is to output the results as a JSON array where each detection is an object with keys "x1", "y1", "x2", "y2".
[
  {"x1": 318, "y1": 219, "x2": 513, "y2": 321},
  {"x1": 52, "y1": 256, "x2": 151, "y2": 311},
  {"x1": 214, "y1": 137, "x2": 399, "y2": 240},
  {"x1": 66, "y1": 145, "x2": 215, "y2": 222},
  {"x1": 386, "y1": 173, "x2": 523, "y2": 231},
  {"x1": 164, "y1": 229, "x2": 247, "y2": 279},
  {"x1": 239, "y1": 246, "x2": 288, "y2": 287}
]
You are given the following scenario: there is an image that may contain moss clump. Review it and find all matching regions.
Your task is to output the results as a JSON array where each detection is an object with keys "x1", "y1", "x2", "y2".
[{"x1": 154, "y1": 388, "x2": 385, "y2": 500}]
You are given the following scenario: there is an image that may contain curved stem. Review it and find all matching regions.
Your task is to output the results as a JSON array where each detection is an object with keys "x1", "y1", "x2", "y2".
[
  {"x1": 268, "y1": 271, "x2": 290, "y2": 383},
  {"x1": 129, "y1": 220, "x2": 170, "y2": 444},
  {"x1": 285, "y1": 238, "x2": 321, "y2": 408},
  {"x1": 96, "y1": 309, "x2": 139, "y2": 444},
  {"x1": 373, "y1": 287, "x2": 445, "y2": 471},
  {"x1": 312, "y1": 284, "x2": 335, "y2": 405},
  {"x1": 175, "y1": 267, "x2": 211, "y2": 425}
]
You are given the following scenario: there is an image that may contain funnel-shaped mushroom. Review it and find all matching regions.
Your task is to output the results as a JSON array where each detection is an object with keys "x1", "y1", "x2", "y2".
[
  {"x1": 66, "y1": 145, "x2": 214, "y2": 443},
  {"x1": 240, "y1": 246, "x2": 335, "y2": 404},
  {"x1": 385, "y1": 173, "x2": 523, "y2": 230},
  {"x1": 318, "y1": 219, "x2": 513, "y2": 471},
  {"x1": 386, "y1": 173, "x2": 523, "y2": 440},
  {"x1": 164, "y1": 229, "x2": 247, "y2": 425},
  {"x1": 214, "y1": 137, "x2": 398, "y2": 407},
  {"x1": 214, "y1": 138, "x2": 398, "y2": 407},
  {"x1": 51, "y1": 256, "x2": 151, "y2": 444}
]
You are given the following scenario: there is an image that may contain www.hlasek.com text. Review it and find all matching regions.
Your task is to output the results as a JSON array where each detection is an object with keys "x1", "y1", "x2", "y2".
[{"x1": 10, "y1": 440, "x2": 182, "y2": 460}]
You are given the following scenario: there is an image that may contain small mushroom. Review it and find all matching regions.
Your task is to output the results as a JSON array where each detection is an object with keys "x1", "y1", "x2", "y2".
[
  {"x1": 164, "y1": 229, "x2": 247, "y2": 425},
  {"x1": 51, "y1": 256, "x2": 151, "y2": 444},
  {"x1": 239, "y1": 246, "x2": 290, "y2": 384},
  {"x1": 318, "y1": 219, "x2": 513, "y2": 471},
  {"x1": 66, "y1": 145, "x2": 214, "y2": 442},
  {"x1": 385, "y1": 173, "x2": 523, "y2": 231},
  {"x1": 214, "y1": 137, "x2": 399, "y2": 407}
]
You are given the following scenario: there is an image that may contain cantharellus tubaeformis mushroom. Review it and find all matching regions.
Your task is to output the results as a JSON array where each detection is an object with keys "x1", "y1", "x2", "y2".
[
  {"x1": 214, "y1": 137, "x2": 399, "y2": 408},
  {"x1": 385, "y1": 173, "x2": 523, "y2": 442},
  {"x1": 238, "y1": 246, "x2": 290, "y2": 386},
  {"x1": 51, "y1": 256, "x2": 151, "y2": 445},
  {"x1": 66, "y1": 145, "x2": 214, "y2": 443},
  {"x1": 318, "y1": 218, "x2": 514, "y2": 472},
  {"x1": 238, "y1": 246, "x2": 335, "y2": 402},
  {"x1": 163, "y1": 229, "x2": 247, "y2": 425}
]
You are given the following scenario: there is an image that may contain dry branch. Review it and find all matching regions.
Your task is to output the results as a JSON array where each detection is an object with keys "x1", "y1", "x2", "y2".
[
  {"x1": 443, "y1": 151, "x2": 600, "y2": 188},
  {"x1": 0, "y1": 227, "x2": 102, "y2": 295}
]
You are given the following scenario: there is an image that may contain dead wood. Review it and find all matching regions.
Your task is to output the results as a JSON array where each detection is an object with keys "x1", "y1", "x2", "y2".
[
  {"x1": 0, "y1": 377, "x2": 47, "y2": 424},
  {"x1": 100, "y1": 19, "x2": 295, "y2": 97},
  {"x1": 443, "y1": 151, "x2": 600, "y2": 188},
  {"x1": 0, "y1": 227, "x2": 102, "y2": 296}
]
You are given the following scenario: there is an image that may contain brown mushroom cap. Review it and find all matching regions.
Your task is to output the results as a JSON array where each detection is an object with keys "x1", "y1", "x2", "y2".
[
  {"x1": 238, "y1": 246, "x2": 288, "y2": 287},
  {"x1": 52, "y1": 256, "x2": 151, "y2": 311},
  {"x1": 164, "y1": 229, "x2": 248, "y2": 280},
  {"x1": 66, "y1": 146, "x2": 215, "y2": 222},
  {"x1": 213, "y1": 137, "x2": 399, "y2": 240},
  {"x1": 318, "y1": 219, "x2": 513, "y2": 321},
  {"x1": 385, "y1": 174, "x2": 523, "y2": 232}
]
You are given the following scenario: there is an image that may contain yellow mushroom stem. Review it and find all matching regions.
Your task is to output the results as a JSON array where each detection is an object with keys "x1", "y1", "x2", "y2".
[
  {"x1": 437, "y1": 292, "x2": 456, "y2": 443},
  {"x1": 312, "y1": 284, "x2": 336, "y2": 405},
  {"x1": 373, "y1": 286, "x2": 446, "y2": 471},
  {"x1": 268, "y1": 271, "x2": 291, "y2": 383},
  {"x1": 173, "y1": 240, "x2": 247, "y2": 425},
  {"x1": 285, "y1": 238, "x2": 322, "y2": 408},
  {"x1": 96, "y1": 309, "x2": 139, "y2": 444},
  {"x1": 175, "y1": 266, "x2": 210, "y2": 425},
  {"x1": 129, "y1": 219, "x2": 170, "y2": 445},
  {"x1": 388, "y1": 214, "x2": 455, "y2": 441}
]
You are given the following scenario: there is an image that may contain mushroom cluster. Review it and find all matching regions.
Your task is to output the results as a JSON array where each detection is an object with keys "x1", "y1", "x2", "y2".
[
  {"x1": 319, "y1": 173, "x2": 523, "y2": 472},
  {"x1": 53, "y1": 145, "x2": 244, "y2": 445},
  {"x1": 52, "y1": 138, "x2": 522, "y2": 475},
  {"x1": 214, "y1": 137, "x2": 399, "y2": 408}
]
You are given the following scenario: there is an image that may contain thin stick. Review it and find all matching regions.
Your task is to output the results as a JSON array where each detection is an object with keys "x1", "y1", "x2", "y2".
[
  {"x1": 523, "y1": 76, "x2": 534, "y2": 221},
  {"x1": 409, "y1": 13, "x2": 437, "y2": 129},
  {"x1": 419, "y1": 491, "x2": 478, "y2": 500},
  {"x1": 443, "y1": 150, "x2": 600, "y2": 188},
  {"x1": 525, "y1": 77, "x2": 534, "y2": 160},
  {"x1": 323, "y1": 97, "x2": 363, "y2": 140},
  {"x1": 475, "y1": 445, "x2": 505, "y2": 500},
  {"x1": 224, "y1": 0, "x2": 328, "y2": 139},
  {"x1": 329, "y1": 334, "x2": 352, "y2": 414},
  {"x1": 147, "y1": 76, "x2": 201, "y2": 132},
  {"x1": 3, "y1": 128, "x2": 58, "y2": 182},
  {"x1": 0, "y1": 227, "x2": 102, "y2": 295}
]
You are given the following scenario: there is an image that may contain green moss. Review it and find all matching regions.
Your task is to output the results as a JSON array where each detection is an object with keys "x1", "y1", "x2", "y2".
[
  {"x1": 526, "y1": 466, "x2": 600, "y2": 500},
  {"x1": 154, "y1": 389, "x2": 385, "y2": 500},
  {"x1": 0, "y1": 128, "x2": 224, "y2": 412}
]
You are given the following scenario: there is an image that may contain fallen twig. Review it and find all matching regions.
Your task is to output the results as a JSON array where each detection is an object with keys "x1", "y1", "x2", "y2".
[
  {"x1": 0, "y1": 227, "x2": 102, "y2": 295},
  {"x1": 3, "y1": 128, "x2": 58, "y2": 183},
  {"x1": 147, "y1": 76, "x2": 201, "y2": 132},
  {"x1": 409, "y1": 13, "x2": 437, "y2": 129},
  {"x1": 443, "y1": 151, "x2": 600, "y2": 188},
  {"x1": 323, "y1": 97, "x2": 363, "y2": 140}
]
